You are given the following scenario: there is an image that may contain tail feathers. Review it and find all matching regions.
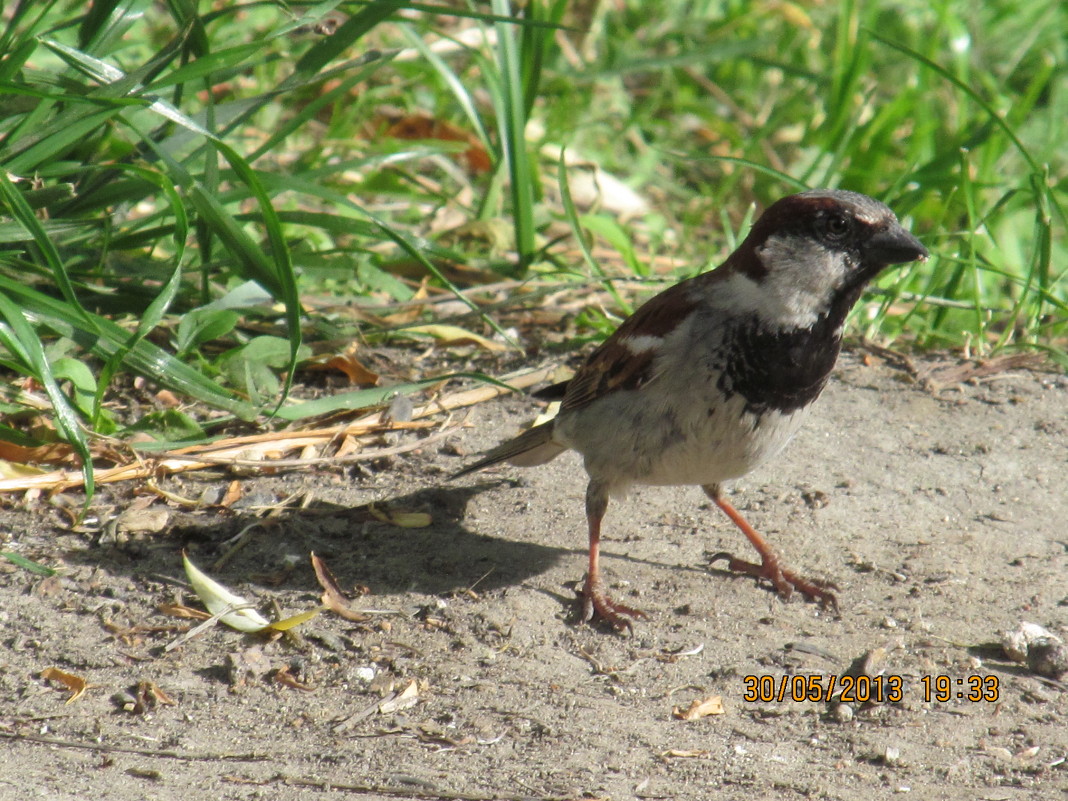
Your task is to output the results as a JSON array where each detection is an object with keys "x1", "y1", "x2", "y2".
[{"x1": 451, "y1": 421, "x2": 565, "y2": 478}]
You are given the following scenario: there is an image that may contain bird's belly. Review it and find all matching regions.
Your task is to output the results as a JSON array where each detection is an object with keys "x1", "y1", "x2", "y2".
[
  {"x1": 637, "y1": 401, "x2": 806, "y2": 486},
  {"x1": 558, "y1": 390, "x2": 809, "y2": 489}
]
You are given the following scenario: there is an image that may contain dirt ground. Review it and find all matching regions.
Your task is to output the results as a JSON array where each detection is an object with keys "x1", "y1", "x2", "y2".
[{"x1": 1, "y1": 350, "x2": 1066, "y2": 801}]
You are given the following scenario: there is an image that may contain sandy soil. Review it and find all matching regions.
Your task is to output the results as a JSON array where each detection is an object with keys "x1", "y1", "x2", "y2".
[{"x1": 1, "y1": 351, "x2": 1066, "y2": 801}]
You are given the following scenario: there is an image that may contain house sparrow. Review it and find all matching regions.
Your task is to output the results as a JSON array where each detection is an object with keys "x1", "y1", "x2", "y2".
[{"x1": 454, "y1": 189, "x2": 928, "y2": 632}]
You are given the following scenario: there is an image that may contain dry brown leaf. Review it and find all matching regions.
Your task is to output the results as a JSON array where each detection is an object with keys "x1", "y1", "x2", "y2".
[
  {"x1": 672, "y1": 694, "x2": 725, "y2": 720},
  {"x1": 274, "y1": 665, "x2": 316, "y2": 692},
  {"x1": 0, "y1": 441, "x2": 72, "y2": 469},
  {"x1": 103, "y1": 620, "x2": 186, "y2": 646},
  {"x1": 154, "y1": 390, "x2": 181, "y2": 408},
  {"x1": 311, "y1": 552, "x2": 371, "y2": 622},
  {"x1": 32, "y1": 574, "x2": 64, "y2": 598},
  {"x1": 112, "y1": 507, "x2": 170, "y2": 535},
  {"x1": 41, "y1": 667, "x2": 89, "y2": 704},
  {"x1": 334, "y1": 435, "x2": 362, "y2": 460},
  {"x1": 157, "y1": 602, "x2": 212, "y2": 621},
  {"x1": 125, "y1": 767, "x2": 163, "y2": 781},
  {"x1": 389, "y1": 259, "x2": 502, "y2": 287},
  {"x1": 920, "y1": 353, "x2": 1048, "y2": 390},
  {"x1": 385, "y1": 113, "x2": 491, "y2": 174},
  {"x1": 380, "y1": 281, "x2": 431, "y2": 326},
  {"x1": 303, "y1": 353, "x2": 381, "y2": 386},
  {"x1": 416, "y1": 727, "x2": 475, "y2": 748},
  {"x1": 135, "y1": 680, "x2": 177, "y2": 712},
  {"x1": 219, "y1": 480, "x2": 243, "y2": 508}
]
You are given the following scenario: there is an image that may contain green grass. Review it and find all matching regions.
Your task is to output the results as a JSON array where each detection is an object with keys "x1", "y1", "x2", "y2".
[{"x1": 0, "y1": 0, "x2": 1064, "y2": 495}]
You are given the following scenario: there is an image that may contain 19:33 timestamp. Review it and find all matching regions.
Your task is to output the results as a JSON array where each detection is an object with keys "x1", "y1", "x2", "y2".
[
  {"x1": 920, "y1": 674, "x2": 999, "y2": 702},
  {"x1": 741, "y1": 674, "x2": 1000, "y2": 704}
]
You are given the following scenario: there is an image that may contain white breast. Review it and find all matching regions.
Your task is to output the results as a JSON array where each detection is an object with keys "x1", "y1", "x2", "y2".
[{"x1": 555, "y1": 379, "x2": 809, "y2": 495}]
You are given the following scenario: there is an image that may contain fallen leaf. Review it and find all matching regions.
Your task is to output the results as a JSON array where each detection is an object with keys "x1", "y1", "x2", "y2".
[
  {"x1": 268, "y1": 607, "x2": 321, "y2": 631},
  {"x1": 304, "y1": 353, "x2": 381, "y2": 386},
  {"x1": 183, "y1": 552, "x2": 271, "y2": 632},
  {"x1": 274, "y1": 665, "x2": 316, "y2": 691},
  {"x1": 400, "y1": 324, "x2": 506, "y2": 352},
  {"x1": 157, "y1": 602, "x2": 212, "y2": 621},
  {"x1": 311, "y1": 552, "x2": 370, "y2": 622},
  {"x1": 41, "y1": 667, "x2": 89, "y2": 704},
  {"x1": 103, "y1": 620, "x2": 185, "y2": 646},
  {"x1": 334, "y1": 434, "x2": 362, "y2": 460},
  {"x1": 532, "y1": 401, "x2": 560, "y2": 428},
  {"x1": 219, "y1": 480, "x2": 243, "y2": 508},
  {"x1": 367, "y1": 504, "x2": 432, "y2": 529},
  {"x1": 672, "y1": 694, "x2": 725, "y2": 720},
  {"x1": 33, "y1": 574, "x2": 64, "y2": 597},
  {"x1": 0, "y1": 458, "x2": 51, "y2": 479},
  {"x1": 134, "y1": 680, "x2": 177, "y2": 712},
  {"x1": 385, "y1": 113, "x2": 491, "y2": 174},
  {"x1": 0, "y1": 441, "x2": 73, "y2": 469},
  {"x1": 380, "y1": 281, "x2": 430, "y2": 326},
  {"x1": 378, "y1": 679, "x2": 420, "y2": 714},
  {"x1": 125, "y1": 767, "x2": 163, "y2": 781}
]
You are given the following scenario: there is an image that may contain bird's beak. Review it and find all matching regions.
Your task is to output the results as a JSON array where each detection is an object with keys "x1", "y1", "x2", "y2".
[{"x1": 865, "y1": 224, "x2": 929, "y2": 266}]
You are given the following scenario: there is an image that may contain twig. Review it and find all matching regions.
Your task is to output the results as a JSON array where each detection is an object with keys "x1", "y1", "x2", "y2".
[
  {"x1": 276, "y1": 773, "x2": 569, "y2": 801},
  {"x1": 0, "y1": 365, "x2": 555, "y2": 494},
  {"x1": 0, "y1": 730, "x2": 268, "y2": 762},
  {"x1": 161, "y1": 603, "x2": 239, "y2": 653},
  {"x1": 160, "y1": 425, "x2": 459, "y2": 469}
]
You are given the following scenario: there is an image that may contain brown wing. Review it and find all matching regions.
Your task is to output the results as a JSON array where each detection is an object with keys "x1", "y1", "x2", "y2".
[{"x1": 561, "y1": 280, "x2": 699, "y2": 412}]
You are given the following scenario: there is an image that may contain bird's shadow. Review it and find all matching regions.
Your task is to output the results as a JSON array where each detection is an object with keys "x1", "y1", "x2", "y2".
[
  {"x1": 153, "y1": 480, "x2": 570, "y2": 599},
  {"x1": 60, "y1": 477, "x2": 758, "y2": 619}
]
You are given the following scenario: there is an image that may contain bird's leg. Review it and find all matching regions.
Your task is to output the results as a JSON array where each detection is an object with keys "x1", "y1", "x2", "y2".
[
  {"x1": 703, "y1": 484, "x2": 838, "y2": 612},
  {"x1": 581, "y1": 481, "x2": 646, "y2": 633}
]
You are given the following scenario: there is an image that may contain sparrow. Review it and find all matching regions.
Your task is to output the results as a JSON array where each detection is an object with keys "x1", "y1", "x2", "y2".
[{"x1": 454, "y1": 189, "x2": 928, "y2": 632}]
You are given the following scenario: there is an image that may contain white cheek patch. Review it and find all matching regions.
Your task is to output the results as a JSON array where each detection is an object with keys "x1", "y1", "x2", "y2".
[
  {"x1": 750, "y1": 237, "x2": 850, "y2": 328},
  {"x1": 714, "y1": 270, "x2": 823, "y2": 330}
]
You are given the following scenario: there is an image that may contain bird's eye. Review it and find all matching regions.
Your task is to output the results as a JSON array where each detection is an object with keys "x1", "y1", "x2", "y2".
[{"x1": 817, "y1": 212, "x2": 852, "y2": 243}]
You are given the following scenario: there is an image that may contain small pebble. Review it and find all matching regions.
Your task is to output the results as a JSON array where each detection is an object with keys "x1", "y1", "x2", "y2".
[{"x1": 832, "y1": 703, "x2": 853, "y2": 723}]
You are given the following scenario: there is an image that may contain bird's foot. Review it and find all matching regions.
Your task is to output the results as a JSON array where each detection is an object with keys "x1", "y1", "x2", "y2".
[
  {"x1": 580, "y1": 575, "x2": 647, "y2": 634},
  {"x1": 709, "y1": 551, "x2": 839, "y2": 613}
]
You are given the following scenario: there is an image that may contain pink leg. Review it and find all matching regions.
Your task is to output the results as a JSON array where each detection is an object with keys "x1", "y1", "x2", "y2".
[
  {"x1": 581, "y1": 482, "x2": 646, "y2": 633},
  {"x1": 704, "y1": 484, "x2": 838, "y2": 612}
]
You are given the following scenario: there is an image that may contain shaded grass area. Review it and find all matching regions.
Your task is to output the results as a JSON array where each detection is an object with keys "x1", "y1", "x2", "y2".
[{"x1": 0, "y1": 0, "x2": 1064, "y2": 496}]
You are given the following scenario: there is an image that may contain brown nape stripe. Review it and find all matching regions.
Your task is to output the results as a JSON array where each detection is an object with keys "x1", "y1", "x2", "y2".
[{"x1": 721, "y1": 245, "x2": 767, "y2": 281}]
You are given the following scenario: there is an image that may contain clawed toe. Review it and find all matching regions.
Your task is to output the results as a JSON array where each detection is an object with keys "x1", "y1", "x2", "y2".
[
  {"x1": 709, "y1": 551, "x2": 839, "y2": 612},
  {"x1": 580, "y1": 576, "x2": 646, "y2": 634}
]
